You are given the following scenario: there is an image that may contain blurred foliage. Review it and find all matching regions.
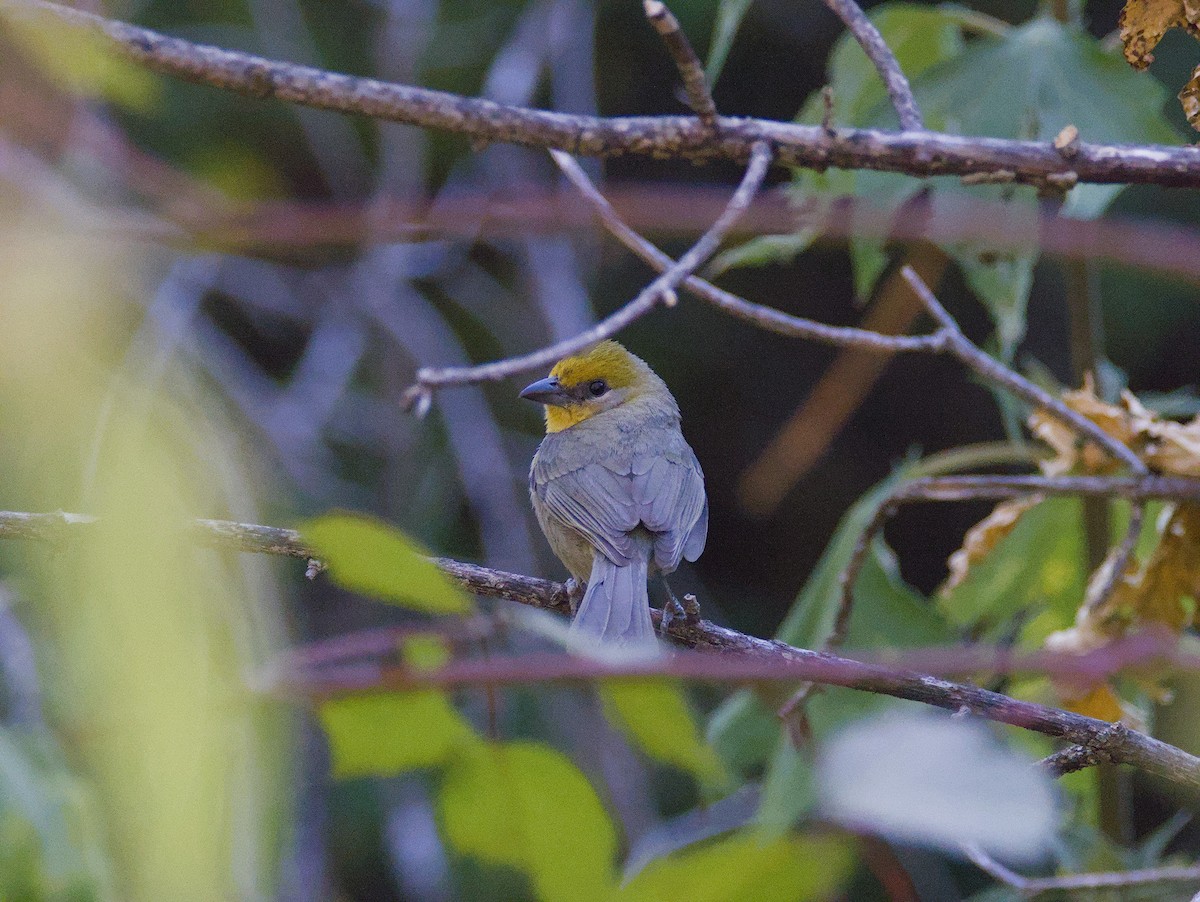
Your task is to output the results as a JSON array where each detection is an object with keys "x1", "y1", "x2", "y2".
[{"x1": 0, "y1": 0, "x2": 1199, "y2": 899}]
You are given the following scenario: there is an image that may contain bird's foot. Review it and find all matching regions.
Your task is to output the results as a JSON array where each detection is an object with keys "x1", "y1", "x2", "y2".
[
  {"x1": 564, "y1": 578, "x2": 585, "y2": 616},
  {"x1": 660, "y1": 595, "x2": 687, "y2": 636}
]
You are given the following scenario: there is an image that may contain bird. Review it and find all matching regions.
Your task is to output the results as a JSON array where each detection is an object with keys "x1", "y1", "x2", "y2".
[{"x1": 519, "y1": 340, "x2": 707, "y2": 648}]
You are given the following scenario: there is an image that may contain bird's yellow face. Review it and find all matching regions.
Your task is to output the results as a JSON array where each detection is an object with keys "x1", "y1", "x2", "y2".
[{"x1": 519, "y1": 340, "x2": 646, "y2": 433}]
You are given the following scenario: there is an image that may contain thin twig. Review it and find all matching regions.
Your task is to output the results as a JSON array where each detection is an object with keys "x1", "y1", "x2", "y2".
[
  {"x1": 898, "y1": 267, "x2": 1145, "y2": 475},
  {"x1": 550, "y1": 150, "x2": 951, "y2": 353},
  {"x1": 964, "y1": 843, "x2": 1200, "y2": 898},
  {"x1": 17, "y1": 0, "x2": 1200, "y2": 188},
  {"x1": 405, "y1": 141, "x2": 772, "y2": 400},
  {"x1": 819, "y1": 0, "x2": 923, "y2": 131},
  {"x1": 835, "y1": 474, "x2": 1183, "y2": 649},
  {"x1": 643, "y1": 0, "x2": 717, "y2": 129}
]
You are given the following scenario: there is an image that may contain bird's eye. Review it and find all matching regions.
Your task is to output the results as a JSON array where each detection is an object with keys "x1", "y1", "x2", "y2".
[{"x1": 588, "y1": 379, "x2": 608, "y2": 397}]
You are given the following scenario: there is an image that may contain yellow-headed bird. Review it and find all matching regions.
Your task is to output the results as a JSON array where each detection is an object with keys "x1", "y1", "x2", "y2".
[{"x1": 520, "y1": 341, "x2": 707, "y2": 646}]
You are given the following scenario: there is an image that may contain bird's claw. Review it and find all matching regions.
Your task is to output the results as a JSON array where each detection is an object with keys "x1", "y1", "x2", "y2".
[
  {"x1": 660, "y1": 595, "x2": 687, "y2": 636},
  {"x1": 564, "y1": 578, "x2": 584, "y2": 616}
]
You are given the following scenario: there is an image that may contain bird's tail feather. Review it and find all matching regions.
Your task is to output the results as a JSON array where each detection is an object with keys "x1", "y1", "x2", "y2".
[{"x1": 571, "y1": 547, "x2": 655, "y2": 647}]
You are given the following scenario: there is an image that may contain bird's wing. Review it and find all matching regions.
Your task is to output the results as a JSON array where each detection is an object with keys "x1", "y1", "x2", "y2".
[
  {"x1": 536, "y1": 462, "x2": 642, "y2": 566},
  {"x1": 631, "y1": 449, "x2": 707, "y2": 571},
  {"x1": 536, "y1": 450, "x2": 706, "y2": 572}
]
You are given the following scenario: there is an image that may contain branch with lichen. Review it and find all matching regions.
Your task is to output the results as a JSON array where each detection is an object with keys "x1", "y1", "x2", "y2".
[{"x1": 12, "y1": 0, "x2": 1200, "y2": 189}]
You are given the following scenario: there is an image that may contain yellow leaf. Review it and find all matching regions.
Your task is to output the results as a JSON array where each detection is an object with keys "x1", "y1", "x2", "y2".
[
  {"x1": 1062, "y1": 684, "x2": 1125, "y2": 722},
  {"x1": 1119, "y1": 0, "x2": 1200, "y2": 69}
]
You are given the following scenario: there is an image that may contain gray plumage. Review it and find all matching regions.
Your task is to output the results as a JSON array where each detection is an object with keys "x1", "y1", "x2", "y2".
[{"x1": 528, "y1": 358, "x2": 707, "y2": 647}]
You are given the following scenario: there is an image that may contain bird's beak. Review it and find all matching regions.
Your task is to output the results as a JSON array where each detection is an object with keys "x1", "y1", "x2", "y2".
[{"x1": 519, "y1": 376, "x2": 570, "y2": 406}]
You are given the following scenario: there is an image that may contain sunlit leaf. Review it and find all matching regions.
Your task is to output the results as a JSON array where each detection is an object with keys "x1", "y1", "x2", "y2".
[
  {"x1": 940, "y1": 498, "x2": 1086, "y2": 634},
  {"x1": 320, "y1": 693, "x2": 478, "y2": 778},
  {"x1": 818, "y1": 711, "x2": 1058, "y2": 861},
  {"x1": 439, "y1": 742, "x2": 615, "y2": 902},
  {"x1": 620, "y1": 831, "x2": 851, "y2": 902},
  {"x1": 1118, "y1": 0, "x2": 1200, "y2": 71},
  {"x1": 303, "y1": 512, "x2": 471, "y2": 613},
  {"x1": 0, "y1": 5, "x2": 158, "y2": 111},
  {"x1": 601, "y1": 680, "x2": 729, "y2": 794}
]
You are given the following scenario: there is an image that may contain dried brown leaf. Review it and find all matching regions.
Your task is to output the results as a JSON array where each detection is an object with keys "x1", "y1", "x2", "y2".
[
  {"x1": 1119, "y1": 0, "x2": 1200, "y2": 69},
  {"x1": 941, "y1": 495, "x2": 1044, "y2": 595},
  {"x1": 1181, "y1": 64, "x2": 1200, "y2": 129}
]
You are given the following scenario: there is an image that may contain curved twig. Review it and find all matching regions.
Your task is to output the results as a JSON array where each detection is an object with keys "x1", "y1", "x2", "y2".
[
  {"x1": 549, "y1": 149, "x2": 951, "y2": 353},
  {"x1": 16, "y1": 0, "x2": 1200, "y2": 188},
  {"x1": 819, "y1": 0, "x2": 923, "y2": 131},
  {"x1": 405, "y1": 141, "x2": 772, "y2": 398}
]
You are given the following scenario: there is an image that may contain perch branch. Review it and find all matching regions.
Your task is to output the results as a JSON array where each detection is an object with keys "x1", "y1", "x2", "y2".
[
  {"x1": 404, "y1": 141, "x2": 772, "y2": 400},
  {"x1": 3, "y1": 509, "x2": 1200, "y2": 794},
  {"x1": 14, "y1": 1, "x2": 1200, "y2": 188}
]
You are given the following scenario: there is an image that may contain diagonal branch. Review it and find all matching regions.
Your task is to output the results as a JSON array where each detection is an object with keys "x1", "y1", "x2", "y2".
[
  {"x1": 818, "y1": 0, "x2": 923, "y2": 131},
  {"x1": 16, "y1": 0, "x2": 1200, "y2": 188},
  {"x1": 549, "y1": 148, "x2": 950, "y2": 353},
  {"x1": 404, "y1": 141, "x2": 773, "y2": 399},
  {"x1": 5, "y1": 508, "x2": 1200, "y2": 793},
  {"x1": 964, "y1": 844, "x2": 1200, "y2": 898}
]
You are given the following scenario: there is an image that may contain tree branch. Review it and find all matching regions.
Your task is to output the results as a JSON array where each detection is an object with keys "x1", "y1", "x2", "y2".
[
  {"x1": 643, "y1": 0, "x2": 718, "y2": 129},
  {"x1": 4, "y1": 509, "x2": 1200, "y2": 793},
  {"x1": 403, "y1": 141, "x2": 772, "y2": 399},
  {"x1": 549, "y1": 149, "x2": 951, "y2": 353},
  {"x1": 16, "y1": 0, "x2": 1200, "y2": 188}
]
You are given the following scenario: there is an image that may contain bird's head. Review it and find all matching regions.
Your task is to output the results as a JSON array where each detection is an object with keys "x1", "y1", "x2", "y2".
[{"x1": 519, "y1": 340, "x2": 663, "y2": 433}]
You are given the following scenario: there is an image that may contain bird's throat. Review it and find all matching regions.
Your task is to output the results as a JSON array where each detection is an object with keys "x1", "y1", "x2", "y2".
[{"x1": 545, "y1": 405, "x2": 596, "y2": 433}]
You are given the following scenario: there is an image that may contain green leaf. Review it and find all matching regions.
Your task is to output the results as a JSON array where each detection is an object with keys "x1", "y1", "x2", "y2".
[
  {"x1": 302, "y1": 512, "x2": 471, "y2": 613},
  {"x1": 938, "y1": 497, "x2": 1086, "y2": 638},
  {"x1": 601, "y1": 680, "x2": 729, "y2": 794},
  {"x1": 0, "y1": 5, "x2": 159, "y2": 111},
  {"x1": 754, "y1": 737, "x2": 816, "y2": 835},
  {"x1": 439, "y1": 742, "x2": 616, "y2": 902},
  {"x1": 706, "y1": 231, "x2": 818, "y2": 277},
  {"x1": 620, "y1": 831, "x2": 852, "y2": 902},
  {"x1": 704, "y1": 0, "x2": 753, "y2": 86},
  {"x1": 319, "y1": 693, "x2": 478, "y2": 778}
]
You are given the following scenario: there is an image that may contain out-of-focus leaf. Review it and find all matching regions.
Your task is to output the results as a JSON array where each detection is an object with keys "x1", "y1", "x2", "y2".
[
  {"x1": 620, "y1": 831, "x2": 851, "y2": 902},
  {"x1": 754, "y1": 737, "x2": 816, "y2": 835},
  {"x1": 944, "y1": 495, "x2": 1045, "y2": 594},
  {"x1": 818, "y1": 711, "x2": 1058, "y2": 861},
  {"x1": 439, "y1": 742, "x2": 615, "y2": 902},
  {"x1": 0, "y1": 729, "x2": 111, "y2": 901},
  {"x1": 320, "y1": 693, "x2": 478, "y2": 778},
  {"x1": 0, "y1": 5, "x2": 158, "y2": 111},
  {"x1": 706, "y1": 231, "x2": 818, "y2": 278},
  {"x1": 302, "y1": 512, "x2": 471, "y2": 613},
  {"x1": 704, "y1": 0, "x2": 753, "y2": 85},
  {"x1": 601, "y1": 680, "x2": 729, "y2": 794}
]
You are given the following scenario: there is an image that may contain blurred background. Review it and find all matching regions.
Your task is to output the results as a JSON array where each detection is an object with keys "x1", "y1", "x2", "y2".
[{"x1": 2, "y1": 0, "x2": 1200, "y2": 899}]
